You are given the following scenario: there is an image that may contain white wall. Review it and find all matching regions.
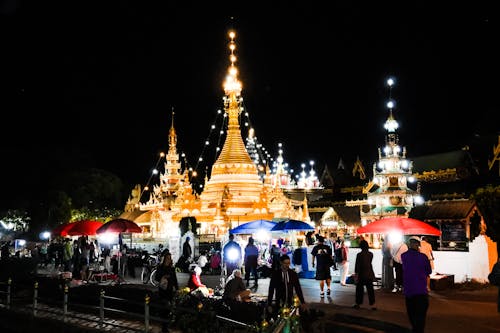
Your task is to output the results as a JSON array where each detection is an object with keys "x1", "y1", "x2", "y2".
[{"x1": 346, "y1": 235, "x2": 497, "y2": 284}]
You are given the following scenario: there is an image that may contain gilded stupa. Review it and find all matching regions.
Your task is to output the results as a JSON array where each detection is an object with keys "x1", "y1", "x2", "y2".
[
  {"x1": 127, "y1": 31, "x2": 308, "y2": 239},
  {"x1": 198, "y1": 31, "x2": 274, "y2": 226}
]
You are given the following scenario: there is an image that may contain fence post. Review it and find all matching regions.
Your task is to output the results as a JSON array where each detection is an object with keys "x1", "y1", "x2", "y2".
[
  {"x1": 6, "y1": 278, "x2": 11, "y2": 310},
  {"x1": 63, "y1": 285, "x2": 68, "y2": 322},
  {"x1": 99, "y1": 289, "x2": 105, "y2": 329},
  {"x1": 33, "y1": 281, "x2": 38, "y2": 316},
  {"x1": 144, "y1": 294, "x2": 150, "y2": 333}
]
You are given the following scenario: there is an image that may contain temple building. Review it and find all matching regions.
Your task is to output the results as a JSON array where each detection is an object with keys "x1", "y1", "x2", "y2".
[
  {"x1": 121, "y1": 31, "x2": 309, "y2": 242},
  {"x1": 353, "y1": 91, "x2": 424, "y2": 224}
]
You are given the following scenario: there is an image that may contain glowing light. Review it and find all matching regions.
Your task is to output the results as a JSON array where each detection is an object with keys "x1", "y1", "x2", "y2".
[
  {"x1": 387, "y1": 100, "x2": 395, "y2": 109},
  {"x1": 152, "y1": 169, "x2": 158, "y2": 175},
  {"x1": 98, "y1": 232, "x2": 117, "y2": 244},
  {"x1": 414, "y1": 195, "x2": 424, "y2": 205},
  {"x1": 39, "y1": 231, "x2": 50, "y2": 240},
  {"x1": 254, "y1": 229, "x2": 271, "y2": 242},
  {"x1": 226, "y1": 248, "x2": 239, "y2": 261},
  {"x1": 388, "y1": 232, "x2": 403, "y2": 244},
  {"x1": 387, "y1": 78, "x2": 395, "y2": 86}
]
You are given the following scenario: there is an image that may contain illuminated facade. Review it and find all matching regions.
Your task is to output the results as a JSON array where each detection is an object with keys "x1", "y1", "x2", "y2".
[
  {"x1": 347, "y1": 78, "x2": 423, "y2": 225},
  {"x1": 125, "y1": 31, "x2": 310, "y2": 240}
]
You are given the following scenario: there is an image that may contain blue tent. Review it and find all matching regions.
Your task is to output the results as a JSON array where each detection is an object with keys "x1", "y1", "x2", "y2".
[
  {"x1": 270, "y1": 219, "x2": 314, "y2": 232},
  {"x1": 229, "y1": 219, "x2": 277, "y2": 234}
]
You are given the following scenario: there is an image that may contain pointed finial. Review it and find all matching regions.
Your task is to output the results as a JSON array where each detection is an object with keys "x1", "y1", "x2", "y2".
[
  {"x1": 171, "y1": 106, "x2": 175, "y2": 128},
  {"x1": 384, "y1": 77, "x2": 399, "y2": 132},
  {"x1": 223, "y1": 30, "x2": 242, "y2": 96}
]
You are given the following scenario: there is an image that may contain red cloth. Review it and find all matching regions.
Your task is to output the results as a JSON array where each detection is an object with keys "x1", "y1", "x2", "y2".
[{"x1": 188, "y1": 272, "x2": 203, "y2": 291}]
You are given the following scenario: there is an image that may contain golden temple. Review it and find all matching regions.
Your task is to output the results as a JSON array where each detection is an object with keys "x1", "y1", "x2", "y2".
[{"x1": 122, "y1": 31, "x2": 309, "y2": 240}]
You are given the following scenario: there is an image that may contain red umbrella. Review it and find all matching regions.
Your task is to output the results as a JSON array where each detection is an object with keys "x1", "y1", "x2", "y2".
[
  {"x1": 96, "y1": 218, "x2": 142, "y2": 278},
  {"x1": 96, "y1": 218, "x2": 142, "y2": 234},
  {"x1": 51, "y1": 222, "x2": 75, "y2": 237},
  {"x1": 356, "y1": 217, "x2": 441, "y2": 236},
  {"x1": 67, "y1": 220, "x2": 103, "y2": 236}
]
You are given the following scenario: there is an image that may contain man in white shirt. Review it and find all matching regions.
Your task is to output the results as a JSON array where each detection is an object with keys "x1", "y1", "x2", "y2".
[{"x1": 390, "y1": 240, "x2": 408, "y2": 292}]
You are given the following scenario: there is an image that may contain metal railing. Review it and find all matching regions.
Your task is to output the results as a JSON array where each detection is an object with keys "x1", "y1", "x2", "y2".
[
  {"x1": 0, "y1": 278, "x2": 300, "y2": 333},
  {"x1": 0, "y1": 278, "x2": 12, "y2": 310}
]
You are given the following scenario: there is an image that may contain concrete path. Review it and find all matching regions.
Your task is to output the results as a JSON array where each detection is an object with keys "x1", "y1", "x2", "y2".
[
  {"x1": 127, "y1": 271, "x2": 500, "y2": 332},
  {"x1": 5, "y1": 267, "x2": 500, "y2": 333}
]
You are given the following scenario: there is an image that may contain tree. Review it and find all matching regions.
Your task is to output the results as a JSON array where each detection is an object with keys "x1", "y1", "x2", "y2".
[
  {"x1": 30, "y1": 168, "x2": 127, "y2": 231},
  {"x1": 0, "y1": 209, "x2": 31, "y2": 233},
  {"x1": 472, "y1": 184, "x2": 500, "y2": 255},
  {"x1": 55, "y1": 168, "x2": 126, "y2": 210}
]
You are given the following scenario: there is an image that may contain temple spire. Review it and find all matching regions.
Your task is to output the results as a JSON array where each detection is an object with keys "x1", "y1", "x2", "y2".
[{"x1": 213, "y1": 30, "x2": 253, "y2": 167}]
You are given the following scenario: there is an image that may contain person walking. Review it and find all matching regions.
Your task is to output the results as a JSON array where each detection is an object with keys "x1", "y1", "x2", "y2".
[
  {"x1": 156, "y1": 252, "x2": 179, "y2": 333},
  {"x1": 311, "y1": 236, "x2": 333, "y2": 298},
  {"x1": 353, "y1": 240, "x2": 376, "y2": 310},
  {"x1": 419, "y1": 236, "x2": 434, "y2": 291},
  {"x1": 401, "y1": 236, "x2": 432, "y2": 333},
  {"x1": 267, "y1": 254, "x2": 307, "y2": 312},
  {"x1": 223, "y1": 233, "x2": 242, "y2": 277},
  {"x1": 244, "y1": 237, "x2": 259, "y2": 287}
]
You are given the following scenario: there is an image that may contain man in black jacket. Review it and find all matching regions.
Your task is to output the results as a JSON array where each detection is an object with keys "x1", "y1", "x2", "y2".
[{"x1": 267, "y1": 254, "x2": 307, "y2": 312}]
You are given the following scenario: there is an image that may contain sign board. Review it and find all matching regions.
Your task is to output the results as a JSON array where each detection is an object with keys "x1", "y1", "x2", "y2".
[{"x1": 199, "y1": 234, "x2": 216, "y2": 243}]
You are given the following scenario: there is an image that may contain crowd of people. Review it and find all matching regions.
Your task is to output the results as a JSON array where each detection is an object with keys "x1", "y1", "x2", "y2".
[{"x1": 2, "y1": 229, "x2": 443, "y2": 333}]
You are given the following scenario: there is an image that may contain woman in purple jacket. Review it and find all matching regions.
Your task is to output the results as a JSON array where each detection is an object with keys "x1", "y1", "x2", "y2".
[{"x1": 401, "y1": 236, "x2": 432, "y2": 333}]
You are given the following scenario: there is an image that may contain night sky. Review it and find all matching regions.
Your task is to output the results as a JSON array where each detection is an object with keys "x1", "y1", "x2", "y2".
[{"x1": 1, "y1": 1, "x2": 498, "y2": 209}]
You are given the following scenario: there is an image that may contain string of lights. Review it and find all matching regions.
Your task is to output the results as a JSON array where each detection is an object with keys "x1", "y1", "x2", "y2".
[{"x1": 136, "y1": 98, "x2": 322, "y2": 200}]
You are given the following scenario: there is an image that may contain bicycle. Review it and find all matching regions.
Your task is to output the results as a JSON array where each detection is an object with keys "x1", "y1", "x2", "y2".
[{"x1": 140, "y1": 249, "x2": 161, "y2": 286}]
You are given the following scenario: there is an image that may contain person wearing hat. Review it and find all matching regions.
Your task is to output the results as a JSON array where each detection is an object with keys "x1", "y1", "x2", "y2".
[{"x1": 401, "y1": 236, "x2": 432, "y2": 333}]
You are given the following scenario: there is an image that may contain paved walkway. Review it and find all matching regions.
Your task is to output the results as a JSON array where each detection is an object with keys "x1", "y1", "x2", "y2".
[
  {"x1": 3, "y1": 268, "x2": 500, "y2": 332},
  {"x1": 128, "y1": 271, "x2": 500, "y2": 332}
]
